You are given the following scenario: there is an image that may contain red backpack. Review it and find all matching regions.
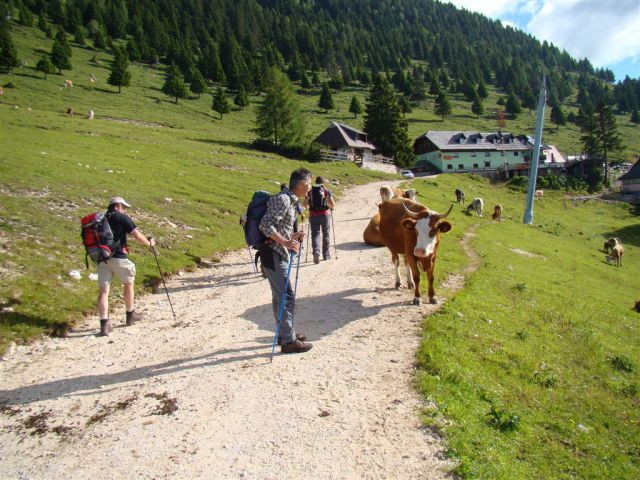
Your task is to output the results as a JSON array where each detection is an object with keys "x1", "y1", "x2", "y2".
[{"x1": 80, "y1": 212, "x2": 119, "y2": 267}]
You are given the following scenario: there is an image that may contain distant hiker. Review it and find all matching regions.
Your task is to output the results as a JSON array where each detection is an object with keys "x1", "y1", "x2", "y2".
[
  {"x1": 96, "y1": 197, "x2": 155, "y2": 336},
  {"x1": 304, "y1": 176, "x2": 336, "y2": 264},
  {"x1": 259, "y1": 168, "x2": 313, "y2": 354}
]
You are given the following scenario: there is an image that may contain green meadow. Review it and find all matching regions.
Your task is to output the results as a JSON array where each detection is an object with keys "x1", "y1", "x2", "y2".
[{"x1": 1, "y1": 23, "x2": 639, "y2": 479}]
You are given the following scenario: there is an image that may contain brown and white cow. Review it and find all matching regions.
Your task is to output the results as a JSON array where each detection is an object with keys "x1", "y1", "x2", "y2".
[
  {"x1": 603, "y1": 237, "x2": 621, "y2": 254},
  {"x1": 64, "y1": 79, "x2": 73, "y2": 88},
  {"x1": 363, "y1": 211, "x2": 385, "y2": 246},
  {"x1": 535, "y1": 189, "x2": 544, "y2": 199},
  {"x1": 380, "y1": 185, "x2": 417, "y2": 203},
  {"x1": 379, "y1": 197, "x2": 453, "y2": 306},
  {"x1": 606, "y1": 244, "x2": 624, "y2": 268},
  {"x1": 466, "y1": 197, "x2": 484, "y2": 217},
  {"x1": 492, "y1": 204, "x2": 503, "y2": 221}
]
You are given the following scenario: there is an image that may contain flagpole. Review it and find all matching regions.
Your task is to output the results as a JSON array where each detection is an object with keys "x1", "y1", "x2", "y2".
[{"x1": 523, "y1": 75, "x2": 547, "y2": 225}]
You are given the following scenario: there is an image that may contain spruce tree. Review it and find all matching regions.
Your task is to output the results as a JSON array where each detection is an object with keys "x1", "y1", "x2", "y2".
[
  {"x1": 318, "y1": 82, "x2": 334, "y2": 112},
  {"x1": 311, "y1": 71, "x2": 320, "y2": 86},
  {"x1": 161, "y1": 64, "x2": 189, "y2": 104},
  {"x1": 51, "y1": 37, "x2": 71, "y2": 74},
  {"x1": 73, "y1": 28, "x2": 85, "y2": 46},
  {"x1": 595, "y1": 100, "x2": 624, "y2": 184},
  {"x1": 550, "y1": 103, "x2": 567, "y2": 130},
  {"x1": 398, "y1": 95, "x2": 412, "y2": 117},
  {"x1": 631, "y1": 110, "x2": 640, "y2": 126},
  {"x1": 234, "y1": 85, "x2": 249, "y2": 110},
  {"x1": 0, "y1": 21, "x2": 19, "y2": 73},
  {"x1": 477, "y1": 80, "x2": 488, "y2": 99},
  {"x1": 189, "y1": 69, "x2": 207, "y2": 98},
  {"x1": 212, "y1": 87, "x2": 230, "y2": 119},
  {"x1": 471, "y1": 95, "x2": 484, "y2": 118},
  {"x1": 38, "y1": 13, "x2": 48, "y2": 32},
  {"x1": 36, "y1": 54, "x2": 55, "y2": 79},
  {"x1": 363, "y1": 74, "x2": 414, "y2": 168},
  {"x1": 255, "y1": 67, "x2": 304, "y2": 147},
  {"x1": 349, "y1": 96, "x2": 363, "y2": 118},
  {"x1": 505, "y1": 93, "x2": 522, "y2": 118},
  {"x1": 93, "y1": 29, "x2": 106, "y2": 50},
  {"x1": 107, "y1": 46, "x2": 131, "y2": 93},
  {"x1": 300, "y1": 72, "x2": 311, "y2": 90},
  {"x1": 434, "y1": 92, "x2": 452, "y2": 120},
  {"x1": 19, "y1": 5, "x2": 34, "y2": 27}
]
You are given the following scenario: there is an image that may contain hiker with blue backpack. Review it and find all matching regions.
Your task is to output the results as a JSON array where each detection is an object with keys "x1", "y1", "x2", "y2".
[
  {"x1": 304, "y1": 176, "x2": 336, "y2": 264},
  {"x1": 86, "y1": 197, "x2": 155, "y2": 337},
  {"x1": 258, "y1": 168, "x2": 313, "y2": 354}
]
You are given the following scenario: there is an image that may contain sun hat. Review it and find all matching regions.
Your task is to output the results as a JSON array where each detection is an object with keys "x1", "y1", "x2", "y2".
[{"x1": 109, "y1": 196, "x2": 131, "y2": 208}]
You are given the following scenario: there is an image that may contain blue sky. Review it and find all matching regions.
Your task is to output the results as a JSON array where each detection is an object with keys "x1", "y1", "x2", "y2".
[{"x1": 443, "y1": 0, "x2": 640, "y2": 82}]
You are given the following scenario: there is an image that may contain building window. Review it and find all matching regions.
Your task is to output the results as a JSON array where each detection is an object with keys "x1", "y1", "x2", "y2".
[
  {"x1": 458, "y1": 164, "x2": 464, "y2": 170},
  {"x1": 473, "y1": 163, "x2": 479, "y2": 169},
  {"x1": 484, "y1": 161, "x2": 490, "y2": 167},
  {"x1": 447, "y1": 164, "x2": 453, "y2": 170},
  {"x1": 514, "y1": 151, "x2": 519, "y2": 156},
  {"x1": 500, "y1": 151, "x2": 505, "y2": 157},
  {"x1": 438, "y1": 153, "x2": 442, "y2": 158},
  {"x1": 453, "y1": 153, "x2": 459, "y2": 158},
  {"x1": 485, "y1": 152, "x2": 491, "y2": 157},
  {"x1": 471, "y1": 153, "x2": 477, "y2": 157}
]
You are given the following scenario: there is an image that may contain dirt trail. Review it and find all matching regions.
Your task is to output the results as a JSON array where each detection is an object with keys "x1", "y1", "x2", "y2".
[{"x1": 0, "y1": 181, "x2": 457, "y2": 480}]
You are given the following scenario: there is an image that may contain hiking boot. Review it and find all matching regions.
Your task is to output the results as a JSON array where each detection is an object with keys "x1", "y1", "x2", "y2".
[
  {"x1": 281, "y1": 340, "x2": 313, "y2": 354},
  {"x1": 313, "y1": 254, "x2": 320, "y2": 264},
  {"x1": 97, "y1": 319, "x2": 112, "y2": 337},
  {"x1": 277, "y1": 333, "x2": 307, "y2": 345},
  {"x1": 126, "y1": 309, "x2": 144, "y2": 326}
]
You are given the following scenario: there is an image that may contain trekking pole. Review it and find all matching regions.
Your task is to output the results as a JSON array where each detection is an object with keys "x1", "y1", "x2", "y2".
[
  {"x1": 247, "y1": 244, "x2": 257, "y2": 273},
  {"x1": 270, "y1": 251, "x2": 295, "y2": 362},
  {"x1": 330, "y1": 209, "x2": 338, "y2": 259},
  {"x1": 305, "y1": 221, "x2": 310, "y2": 262},
  {"x1": 150, "y1": 245, "x2": 177, "y2": 321}
]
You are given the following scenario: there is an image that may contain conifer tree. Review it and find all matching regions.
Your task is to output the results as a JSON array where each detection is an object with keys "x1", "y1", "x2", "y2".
[
  {"x1": 631, "y1": 109, "x2": 640, "y2": 126},
  {"x1": 36, "y1": 54, "x2": 55, "y2": 79},
  {"x1": 73, "y1": 28, "x2": 85, "y2": 46},
  {"x1": 311, "y1": 71, "x2": 320, "y2": 86},
  {"x1": 50, "y1": 36, "x2": 71, "y2": 74},
  {"x1": 477, "y1": 79, "x2": 488, "y2": 99},
  {"x1": 107, "y1": 45, "x2": 131, "y2": 93},
  {"x1": 434, "y1": 92, "x2": 452, "y2": 120},
  {"x1": 398, "y1": 95, "x2": 412, "y2": 117},
  {"x1": 363, "y1": 74, "x2": 414, "y2": 168},
  {"x1": 318, "y1": 82, "x2": 334, "y2": 112},
  {"x1": 189, "y1": 68, "x2": 207, "y2": 98},
  {"x1": 93, "y1": 29, "x2": 106, "y2": 50},
  {"x1": 471, "y1": 95, "x2": 484, "y2": 118},
  {"x1": 234, "y1": 85, "x2": 249, "y2": 110},
  {"x1": 162, "y1": 64, "x2": 189, "y2": 104},
  {"x1": 19, "y1": 5, "x2": 34, "y2": 27},
  {"x1": 38, "y1": 13, "x2": 48, "y2": 32},
  {"x1": 505, "y1": 93, "x2": 522, "y2": 118},
  {"x1": 550, "y1": 102, "x2": 567, "y2": 130},
  {"x1": 349, "y1": 96, "x2": 363, "y2": 118},
  {"x1": 0, "y1": 21, "x2": 19, "y2": 73},
  {"x1": 300, "y1": 72, "x2": 311, "y2": 90},
  {"x1": 255, "y1": 67, "x2": 304, "y2": 147},
  {"x1": 212, "y1": 87, "x2": 230, "y2": 119}
]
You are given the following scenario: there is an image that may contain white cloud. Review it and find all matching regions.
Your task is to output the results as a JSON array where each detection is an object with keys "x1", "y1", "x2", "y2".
[
  {"x1": 527, "y1": 0, "x2": 640, "y2": 68},
  {"x1": 443, "y1": 0, "x2": 520, "y2": 17}
]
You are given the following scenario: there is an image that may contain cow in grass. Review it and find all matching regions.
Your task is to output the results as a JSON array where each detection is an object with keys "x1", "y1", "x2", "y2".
[
  {"x1": 606, "y1": 244, "x2": 624, "y2": 268},
  {"x1": 603, "y1": 237, "x2": 621, "y2": 255},
  {"x1": 492, "y1": 204, "x2": 503, "y2": 222},
  {"x1": 535, "y1": 189, "x2": 544, "y2": 199},
  {"x1": 380, "y1": 185, "x2": 417, "y2": 203},
  {"x1": 455, "y1": 188, "x2": 465, "y2": 204},
  {"x1": 379, "y1": 198, "x2": 453, "y2": 305},
  {"x1": 466, "y1": 197, "x2": 484, "y2": 217}
]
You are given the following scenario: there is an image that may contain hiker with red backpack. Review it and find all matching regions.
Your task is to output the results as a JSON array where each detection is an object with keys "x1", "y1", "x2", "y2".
[
  {"x1": 259, "y1": 168, "x2": 313, "y2": 354},
  {"x1": 304, "y1": 176, "x2": 336, "y2": 264},
  {"x1": 89, "y1": 197, "x2": 154, "y2": 337}
]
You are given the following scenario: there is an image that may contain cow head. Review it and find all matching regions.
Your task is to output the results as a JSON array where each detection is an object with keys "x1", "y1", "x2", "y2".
[{"x1": 401, "y1": 204, "x2": 453, "y2": 257}]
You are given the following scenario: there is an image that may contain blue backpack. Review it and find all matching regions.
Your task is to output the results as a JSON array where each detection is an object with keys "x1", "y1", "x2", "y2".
[{"x1": 243, "y1": 190, "x2": 273, "y2": 248}]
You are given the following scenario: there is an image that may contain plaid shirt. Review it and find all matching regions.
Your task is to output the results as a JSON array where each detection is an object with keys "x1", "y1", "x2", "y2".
[{"x1": 259, "y1": 189, "x2": 300, "y2": 260}]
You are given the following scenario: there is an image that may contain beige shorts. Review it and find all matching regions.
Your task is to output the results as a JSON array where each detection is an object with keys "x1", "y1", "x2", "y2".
[{"x1": 97, "y1": 257, "x2": 136, "y2": 287}]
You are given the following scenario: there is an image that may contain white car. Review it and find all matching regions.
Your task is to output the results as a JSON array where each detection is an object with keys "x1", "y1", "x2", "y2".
[{"x1": 400, "y1": 169, "x2": 414, "y2": 179}]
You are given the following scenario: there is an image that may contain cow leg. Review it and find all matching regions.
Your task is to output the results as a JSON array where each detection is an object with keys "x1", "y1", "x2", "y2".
[
  {"x1": 424, "y1": 257, "x2": 438, "y2": 304},
  {"x1": 406, "y1": 260, "x2": 414, "y2": 290},
  {"x1": 392, "y1": 252, "x2": 401, "y2": 289},
  {"x1": 407, "y1": 257, "x2": 421, "y2": 306}
]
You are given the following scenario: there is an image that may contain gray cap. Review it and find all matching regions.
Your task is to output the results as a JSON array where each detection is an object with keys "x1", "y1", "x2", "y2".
[{"x1": 109, "y1": 196, "x2": 131, "y2": 208}]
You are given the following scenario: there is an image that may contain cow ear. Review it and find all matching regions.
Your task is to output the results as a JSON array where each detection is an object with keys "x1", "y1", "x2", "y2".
[
  {"x1": 437, "y1": 221, "x2": 452, "y2": 233},
  {"x1": 401, "y1": 218, "x2": 416, "y2": 230}
]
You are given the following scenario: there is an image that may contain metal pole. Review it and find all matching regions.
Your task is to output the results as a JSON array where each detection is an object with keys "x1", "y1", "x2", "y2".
[
  {"x1": 523, "y1": 75, "x2": 547, "y2": 225},
  {"x1": 305, "y1": 220, "x2": 310, "y2": 262},
  {"x1": 330, "y1": 210, "x2": 338, "y2": 259},
  {"x1": 150, "y1": 246, "x2": 177, "y2": 321}
]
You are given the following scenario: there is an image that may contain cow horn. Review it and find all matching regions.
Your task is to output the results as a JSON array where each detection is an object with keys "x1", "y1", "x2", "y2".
[
  {"x1": 435, "y1": 204, "x2": 454, "y2": 220},
  {"x1": 402, "y1": 202, "x2": 421, "y2": 218}
]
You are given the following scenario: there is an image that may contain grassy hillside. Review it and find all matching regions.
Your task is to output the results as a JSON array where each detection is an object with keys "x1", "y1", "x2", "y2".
[{"x1": 410, "y1": 173, "x2": 639, "y2": 478}]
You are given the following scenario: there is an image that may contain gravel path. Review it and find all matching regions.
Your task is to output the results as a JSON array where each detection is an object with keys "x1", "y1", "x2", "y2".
[{"x1": 0, "y1": 180, "x2": 455, "y2": 480}]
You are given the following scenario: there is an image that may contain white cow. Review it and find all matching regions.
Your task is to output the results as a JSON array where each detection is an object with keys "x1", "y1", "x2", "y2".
[{"x1": 466, "y1": 198, "x2": 484, "y2": 217}]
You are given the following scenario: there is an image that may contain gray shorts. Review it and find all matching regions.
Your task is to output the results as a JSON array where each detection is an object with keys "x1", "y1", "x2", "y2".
[{"x1": 97, "y1": 257, "x2": 136, "y2": 287}]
